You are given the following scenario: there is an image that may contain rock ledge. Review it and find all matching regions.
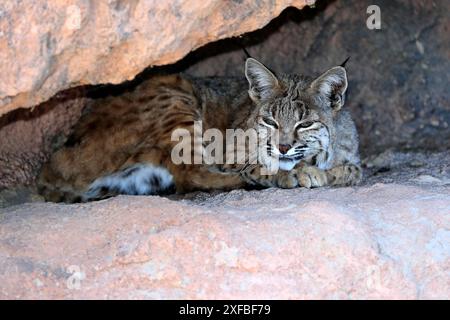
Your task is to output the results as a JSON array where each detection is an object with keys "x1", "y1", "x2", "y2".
[{"x1": 1, "y1": 183, "x2": 448, "y2": 299}]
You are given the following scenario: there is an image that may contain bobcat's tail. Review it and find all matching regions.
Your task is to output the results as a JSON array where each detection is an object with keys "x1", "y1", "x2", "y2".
[{"x1": 81, "y1": 163, "x2": 175, "y2": 202}]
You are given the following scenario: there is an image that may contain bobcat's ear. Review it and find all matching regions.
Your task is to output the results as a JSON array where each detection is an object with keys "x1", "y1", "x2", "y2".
[
  {"x1": 245, "y1": 58, "x2": 280, "y2": 103},
  {"x1": 310, "y1": 66, "x2": 348, "y2": 111}
]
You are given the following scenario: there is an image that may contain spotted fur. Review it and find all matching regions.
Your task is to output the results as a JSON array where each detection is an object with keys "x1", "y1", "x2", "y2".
[{"x1": 38, "y1": 58, "x2": 361, "y2": 203}]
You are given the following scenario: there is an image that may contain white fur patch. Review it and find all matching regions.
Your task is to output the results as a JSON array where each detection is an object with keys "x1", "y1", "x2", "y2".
[
  {"x1": 285, "y1": 147, "x2": 299, "y2": 157},
  {"x1": 319, "y1": 74, "x2": 341, "y2": 96},
  {"x1": 83, "y1": 163, "x2": 174, "y2": 201},
  {"x1": 317, "y1": 153, "x2": 333, "y2": 170},
  {"x1": 278, "y1": 159, "x2": 298, "y2": 171}
]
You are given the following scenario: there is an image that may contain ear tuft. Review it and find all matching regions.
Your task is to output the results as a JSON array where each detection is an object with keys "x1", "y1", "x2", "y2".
[
  {"x1": 311, "y1": 66, "x2": 348, "y2": 111},
  {"x1": 245, "y1": 58, "x2": 280, "y2": 103}
]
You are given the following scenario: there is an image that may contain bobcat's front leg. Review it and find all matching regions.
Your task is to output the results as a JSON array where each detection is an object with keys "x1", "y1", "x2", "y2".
[
  {"x1": 325, "y1": 164, "x2": 362, "y2": 186},
  {"x1": 246, "y1": 164, "x2": 326, "y2": 188},
  {"x1": 295, "y1": 164, "x2": 362, "y2": 188},
  {"x1": 240, "y1": 165, "x2": 299, "y2": 189},
  {"x1": 240, "y1": 163, "x2": 362, "y2": 189}
]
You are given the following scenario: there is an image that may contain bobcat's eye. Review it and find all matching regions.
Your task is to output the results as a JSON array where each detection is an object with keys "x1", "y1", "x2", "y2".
[
  {"x1": 262, "y1": 117, "x2": 279, "y2": 129},
  {"x1": 295, "y1": 121, "x2": 314, "y2": 131}
]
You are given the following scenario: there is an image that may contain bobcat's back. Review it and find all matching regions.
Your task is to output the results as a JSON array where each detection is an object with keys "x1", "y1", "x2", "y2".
[{"x1": 38, "y1": 75, "x2": 205, "y2": 202}]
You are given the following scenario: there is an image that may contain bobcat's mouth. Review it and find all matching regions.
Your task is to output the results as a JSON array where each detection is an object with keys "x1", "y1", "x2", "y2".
[
  {"x1": 278, "y1": 157, "x2": 300, "y2": 171},
  {"x1": 261, "y1": 149, "x2": 304, "y2": 171}
]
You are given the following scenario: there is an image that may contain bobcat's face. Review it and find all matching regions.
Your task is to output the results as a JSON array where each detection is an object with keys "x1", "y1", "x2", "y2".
[
  {"x1": 255, "y1": 90, "x2": 332, "y2": 171},
  {"x1": 245, "y1": 58, "x2": 348, "y2": 171}
]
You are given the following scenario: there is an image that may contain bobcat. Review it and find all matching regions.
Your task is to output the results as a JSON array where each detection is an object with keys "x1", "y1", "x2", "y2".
[{"x1": 38, "y1": 58, "x2": 362, "y2": 202}]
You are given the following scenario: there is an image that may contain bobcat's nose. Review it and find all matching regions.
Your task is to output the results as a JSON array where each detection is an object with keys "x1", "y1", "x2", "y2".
[{"x1": 278, "y1": 144, "x2": 291, "y2": 155}]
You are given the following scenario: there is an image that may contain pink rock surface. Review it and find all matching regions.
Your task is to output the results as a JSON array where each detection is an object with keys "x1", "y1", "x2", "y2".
[
  {"x1": 0, "y1": 183, "x2": 449, "y2": 299},
  {"x1": 0, "y1": 0, "x2": 312, "y2": 116}
]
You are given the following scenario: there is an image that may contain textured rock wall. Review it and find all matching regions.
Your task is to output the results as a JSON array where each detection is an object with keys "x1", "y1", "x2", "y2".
[
  {"x1": 0, "y1": 91, "x2": 88, "y2": 189},
  {"x1": 0, "y1": 0, "x2": 312, "y2": 116}
]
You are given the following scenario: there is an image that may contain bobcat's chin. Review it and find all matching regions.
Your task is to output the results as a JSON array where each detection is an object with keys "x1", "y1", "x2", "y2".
[
  {"x1": 278, "y1": 159, "x2": 298, "y2": 171},
  {"x1": 262, "y1": 156, "x2": 300, "y2": 172}
]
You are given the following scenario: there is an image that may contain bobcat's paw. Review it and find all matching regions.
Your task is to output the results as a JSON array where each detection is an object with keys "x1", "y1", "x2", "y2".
[
  {"x1": 296, "y1": 165, "x2": 328, "y2": 188},
  {"x1": 276, "y1": 171, "x2": 299, "y2": 189}
]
